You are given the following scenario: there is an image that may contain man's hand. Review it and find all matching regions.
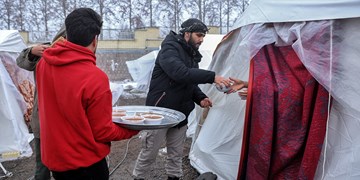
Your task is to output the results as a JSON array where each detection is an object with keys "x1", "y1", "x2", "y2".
[
  {"x1": 200, "y1": 98, "x2": 212, "y2": 108},
  {"x1": 226, "y1": 77, "x2": 248, "y2": 94},
  {"x1": 238, "y1": 88, "x2": 248, "y2": 100},
  {"x1": 214, "y1": 75, "x2": 231, "y2": 87},
  {"x1": 31, "y1": 44, "x2": 50, "y2": 57}
]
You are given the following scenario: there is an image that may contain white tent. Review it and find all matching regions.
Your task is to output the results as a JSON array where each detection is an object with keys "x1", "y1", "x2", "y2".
[
  {"x1": 189, "y1": 1, "x2": 360, "y2": 179},
  {"x1": 0, "y1": 30, "x2": 33, "y2": 165}
]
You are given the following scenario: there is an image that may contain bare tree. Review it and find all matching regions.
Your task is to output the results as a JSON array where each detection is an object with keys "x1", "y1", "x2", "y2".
[
  {"x1": 0, "y1": 0, "x2": 14, "y2": 29},
  {"x1": 128, "y1": 0, "x2": 132, "y2": 29},
  {"x1": 241, "y1": 0, "x2": 250, "y2": 12},
  {"x1": 12, "y1": 0, "x2": 27, "y2": 30},
  {"x1": 3, "y1": 0, "x2": 251, "y2": 37},
  {"x1": 56, "y1": 0, "x2": 77, "y2": 19},
  {"x1": 226, "y1": 0, "x2": 230, "y2": 32},
  {"x1": 222, "y1": 0, "x2": 248, "y2": 32},
  {"x1": 202, "y1": 0, "x2": 220, "y2": 26},
  {"x1": 49, "y1": 0, "x2": 79, "y2": 29},
  {"x1": 157, "y1": 0, "x2": 186, "y2": 33},
  {"x1": 60, "y1": 0, "x2": 68, "y2": 18},
  {"x1": 41, "y1": 0, "x2": 51, "y2": 33},
  {"x1": 193, "y1": 0, "x2": 212, "y2": 23},
  {"x1": 109, "y1": 0, "x2": 133, "y2": 30},
  {"x1": 204, "y1": 1, "x2": 221, "y2": 25},
  {"x1": 133, "y1": 0, "x2": 154, "y2": 27},
  {"x1": 218, "y1": 0, "x2": 222, "y2": 33},
  {"x1": 148, "y1": 0, "x2": 153, "y2": 27}
]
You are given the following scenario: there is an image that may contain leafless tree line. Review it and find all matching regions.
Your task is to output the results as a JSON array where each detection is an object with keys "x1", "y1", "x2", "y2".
[{"x1": 0, "y1": 0, "x2": 250, "y2": 35}]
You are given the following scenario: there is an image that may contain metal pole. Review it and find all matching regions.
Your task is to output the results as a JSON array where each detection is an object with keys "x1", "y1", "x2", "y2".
[{"x1": 0, "y1": 162, "x2": 13, "y2": 178}]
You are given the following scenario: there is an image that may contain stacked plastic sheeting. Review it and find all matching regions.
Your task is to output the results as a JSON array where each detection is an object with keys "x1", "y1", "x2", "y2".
[
  {"x1": 189, "y1": 0, "x2": 360, "y2": 179},
  {"x1": 0, "y1": 30, "x2": 33, "y2": 162}
]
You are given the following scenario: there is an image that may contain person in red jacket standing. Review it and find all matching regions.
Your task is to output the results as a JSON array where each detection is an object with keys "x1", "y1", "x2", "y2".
[{"x1": 36, "y1": 8, "x2": 138, "y2": 180}]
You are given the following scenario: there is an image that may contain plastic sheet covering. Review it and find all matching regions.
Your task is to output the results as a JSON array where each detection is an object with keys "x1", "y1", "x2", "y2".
[
  {"x1": 126, "y1": 51, "x2": 158, "y2": 92},
  {"x1": 190, "y1": 18, "x2": 360, "y2": 179},
  {"x1": 110, "y1": 82, "x2": 124, "y2": 106},
  {"x1": 0, "y1": 30, "x2": 33, "y2": 162},
  {"x1": 233, "y1": 0, "x2": 360, "y2": 29},
  {"x1": 189, "y1": 31, "x2": 249, "y2": 180},
  {"x1": 0, "y1": 30, "x2": 26, "y2": 53},
  {"x1": 0, "y1": 53, "x2": 33, "y2": 162},
  {"x1": 186, "y1": 34, "x2": 224, "y2": 138},
  {"x1": 197, "y1": 34, "x2": 224, "y2": 69}
]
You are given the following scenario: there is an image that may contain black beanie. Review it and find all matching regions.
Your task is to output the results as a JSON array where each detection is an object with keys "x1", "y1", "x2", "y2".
[{"x1": 180, "y1": 18, "x2": 209, "y2": 34}]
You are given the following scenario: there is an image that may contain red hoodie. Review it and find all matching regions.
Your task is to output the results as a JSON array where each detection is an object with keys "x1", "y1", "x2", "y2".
[{"x1": 36, "y1": 40, "x2": 138, "y2": 171}]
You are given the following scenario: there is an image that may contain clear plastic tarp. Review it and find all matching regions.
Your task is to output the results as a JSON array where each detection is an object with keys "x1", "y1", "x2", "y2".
[
  {"x1": 190, "y1": 18, "x2": 360, "y2": 179},
  {"x1": 0, "y1": 30, "x2": 33, "y2": 162}
]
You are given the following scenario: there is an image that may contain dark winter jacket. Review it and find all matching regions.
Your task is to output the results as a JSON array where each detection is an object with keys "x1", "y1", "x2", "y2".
[{"x1": 146, "y1": 31, "x2": 215, "y2": 128}]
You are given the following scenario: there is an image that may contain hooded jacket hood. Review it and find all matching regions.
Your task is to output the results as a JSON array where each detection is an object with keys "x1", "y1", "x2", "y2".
[{"x1": 42, "y1": 39, "x2": 96, "y2": 66}]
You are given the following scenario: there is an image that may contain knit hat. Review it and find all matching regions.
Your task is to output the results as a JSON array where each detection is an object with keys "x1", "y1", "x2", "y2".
[{"x1": 179, "y1": 18, "x2": 209, "y2": 34}]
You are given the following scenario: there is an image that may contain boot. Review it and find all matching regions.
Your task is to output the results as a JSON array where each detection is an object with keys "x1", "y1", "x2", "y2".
[{"x1": 167, "y1": 175, "x2": 180, "y2": 180}]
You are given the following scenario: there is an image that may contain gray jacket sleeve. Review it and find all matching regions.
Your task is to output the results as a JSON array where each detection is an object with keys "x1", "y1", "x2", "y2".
[{"x1": 16, "y1": 47, "x2": 40, "y2": 71}]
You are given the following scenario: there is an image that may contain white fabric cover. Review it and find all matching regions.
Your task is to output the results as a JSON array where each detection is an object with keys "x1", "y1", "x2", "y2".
[
  {"x1": 0, "y1": 30, "x2": 26, "y2": 53},
  {"x1": 126, "y1": 51, "x2": 158, "y2": 92},
  {"x1": 189, "y1": 1, "x2": 360, "y2": 179},
  {"x1": 234, "y1": 0, "x2": 360, "y2": 28},
  {"x1": 186, "y1": 34, "x2": 224, "y2": 138},
  {"x1": 110, "y1": 82, "x2": 124, "y2": 105},
  {"x1": 0, "y1": 30, "x2": 33, "y2": 162}
]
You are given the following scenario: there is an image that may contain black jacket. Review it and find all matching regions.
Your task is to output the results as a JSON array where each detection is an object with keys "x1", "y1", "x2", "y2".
[{"x1": 146, "y1": 31, "x2": 215, "y2": 128}]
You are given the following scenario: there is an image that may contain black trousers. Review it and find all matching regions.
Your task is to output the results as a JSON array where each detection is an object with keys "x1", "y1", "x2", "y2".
[{"x1": 52, "y1": 158, "x2": 109, "y2": 180}]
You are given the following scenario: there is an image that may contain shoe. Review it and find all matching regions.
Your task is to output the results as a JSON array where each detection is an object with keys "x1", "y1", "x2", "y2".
[
  {"x1": 27, "y1": 176, "x2": 35, "y2": 180},
  {"x1": 196, "y1": 172, "x2": 217, "y2": 180},
  {"x1": 167, "y1": 176, "x2": 179, "y2": 180}
]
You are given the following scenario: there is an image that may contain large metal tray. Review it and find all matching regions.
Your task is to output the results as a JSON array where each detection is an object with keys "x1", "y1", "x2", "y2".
[{"x1": 112, "y1": 106, "x2": 186, "y2": 130}]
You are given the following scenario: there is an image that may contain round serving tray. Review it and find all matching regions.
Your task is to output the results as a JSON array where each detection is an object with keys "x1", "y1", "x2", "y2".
[{"x1": 112, "y1": 106, "x2": 186, "y2": 130}]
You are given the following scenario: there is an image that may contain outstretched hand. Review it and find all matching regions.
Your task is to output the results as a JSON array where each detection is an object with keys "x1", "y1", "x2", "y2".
[
  {"x1": 226, "y1": 77, "x2": 248, "y2": 94},
  {"x1": 214, "y1": 75, "x2": 232, "y2": 87}
]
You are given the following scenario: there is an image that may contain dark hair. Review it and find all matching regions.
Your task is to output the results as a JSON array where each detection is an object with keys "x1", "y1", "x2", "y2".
[
  {"x1": 65, "y1": 8, "x2": 103, "y2": 47},
  {"x1": 179, "y1": 18, "x2": 209, "y2": 34}
]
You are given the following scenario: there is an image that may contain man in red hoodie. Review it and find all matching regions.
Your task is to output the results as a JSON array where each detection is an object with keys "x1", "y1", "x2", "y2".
[{"x1": 36, "y1": 8, "x2": 138, "y2": 180}]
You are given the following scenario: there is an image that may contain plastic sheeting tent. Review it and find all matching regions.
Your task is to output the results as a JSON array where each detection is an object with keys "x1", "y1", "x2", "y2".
[
  {"x1": 189, "y1": 0, "x2": 360, "y2": 179},
  {"x1": 126, "y1": 50, "x2": 159, "y2": 92},
  {"x1": 0, "y1": 30, "x2": 33, "y2": 165}
]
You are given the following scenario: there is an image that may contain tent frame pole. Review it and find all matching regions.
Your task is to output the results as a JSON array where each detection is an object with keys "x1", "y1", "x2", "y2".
[{"x1": 0, "y1": 162, "x2": 13, "y2": 178}]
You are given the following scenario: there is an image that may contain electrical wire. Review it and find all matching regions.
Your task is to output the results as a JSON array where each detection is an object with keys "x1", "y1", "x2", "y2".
[{"x1": 109, "y1": 135, "x2": 138, "y2": 176}]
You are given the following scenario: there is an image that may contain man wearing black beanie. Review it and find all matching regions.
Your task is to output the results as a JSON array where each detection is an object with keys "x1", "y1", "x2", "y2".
[{"x1": 133, "y1": 18, "x2": 231, "y2": 180}]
